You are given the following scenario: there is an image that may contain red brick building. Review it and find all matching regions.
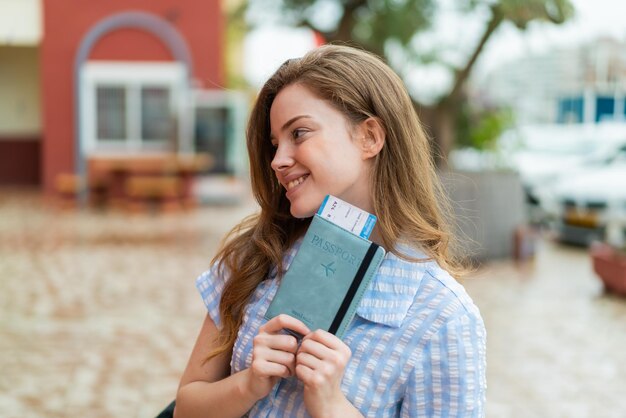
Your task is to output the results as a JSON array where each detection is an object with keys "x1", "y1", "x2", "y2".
[{"x1": 0, "y1": 0, "x2": 227, "y2": 192}]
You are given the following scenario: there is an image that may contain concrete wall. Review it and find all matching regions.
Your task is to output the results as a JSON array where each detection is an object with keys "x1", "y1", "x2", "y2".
[{"x1": 441, "y1": 170, "x2": 527, "y2": 261}]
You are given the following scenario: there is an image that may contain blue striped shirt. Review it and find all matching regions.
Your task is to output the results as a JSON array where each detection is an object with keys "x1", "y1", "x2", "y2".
[{"x1": 196, "y1": 241, "x2": 486, "y2": 417}]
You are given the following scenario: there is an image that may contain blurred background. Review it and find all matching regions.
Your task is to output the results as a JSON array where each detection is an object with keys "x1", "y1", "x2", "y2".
[{"x1": 0, "y1": 0, "x2": 625, "y2": 416}]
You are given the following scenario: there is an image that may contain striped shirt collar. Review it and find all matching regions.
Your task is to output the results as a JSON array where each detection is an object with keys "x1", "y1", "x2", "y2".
[{"x1": 275, "y1": 239, "x2": 433, "y2": 329}]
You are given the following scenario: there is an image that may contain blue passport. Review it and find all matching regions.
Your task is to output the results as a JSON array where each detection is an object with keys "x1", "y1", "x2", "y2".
[{"x1": 265, "y1": 214, "x2": 386, "y2": 339}]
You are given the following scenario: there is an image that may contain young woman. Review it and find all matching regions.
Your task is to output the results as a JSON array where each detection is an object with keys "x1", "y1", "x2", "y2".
[{"x1": 174, "y1": 45, "x2": 486, "y2": 418}]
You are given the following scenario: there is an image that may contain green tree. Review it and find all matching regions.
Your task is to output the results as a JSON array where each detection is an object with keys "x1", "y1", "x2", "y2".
[
  {"x1": 456, "y1": 103, "x2": 514, "y2": 151},
  {"x1": 432, "y1": 0, "x2": 574, "y2": 166},
  {"x1": 240, "y1": 0, "x2": 573, "y2": 166}
]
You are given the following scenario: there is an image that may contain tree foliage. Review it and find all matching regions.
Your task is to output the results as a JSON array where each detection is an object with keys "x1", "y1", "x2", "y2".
[
  {"x1": 240, "y1": 0, "x2": 574, "y2": 163},
  {"x1": 456, "y1": 103, "x2": 515, "y2": 150}
]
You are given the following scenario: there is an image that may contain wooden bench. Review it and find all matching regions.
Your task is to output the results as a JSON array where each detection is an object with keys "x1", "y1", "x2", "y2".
[
  {"x1": 88, "y1": 153, "x2": 213, "y2": 210},
  {"x1": 124, "y1": 176, "x2": 182, "y2": 213}
]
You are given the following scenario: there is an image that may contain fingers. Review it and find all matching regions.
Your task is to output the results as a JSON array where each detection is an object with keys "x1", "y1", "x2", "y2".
[
  {"x1": 301, "y1": 329, "x2": 347, "y2": 351},
  {"x1": 257, "y1": 335, "x2": 296, "y2": 373},
  {"x1": 251, "y1": 360, "x2": 291, "y2": 379},
  {"x1": 250, "y1": 315, "x2": 309, "y2": 381},
  {"x1": 254, "y1": 343, "x2": 297, "y2": 365},
  {"x1": 251, "y1": 345, "x2": 295, "y2": 378},
  {"x1": 298, "y1": 331, "x2": 351, "y2": 365},
  {"x1": 261, "y1": 314, "x2": 311, "y2": 336},
  {"x1": 295, "y1": 330, "x2": 352, "y2": 387},
  {"x1": 294, "y1": 362, "x2": 318, "y2": 386},
  {"x1": 254, "y1": 332, "x2": 299, "y2": 353},
  {"x1": 252, "y1": 317, "x2": 352, "y2": 386}
]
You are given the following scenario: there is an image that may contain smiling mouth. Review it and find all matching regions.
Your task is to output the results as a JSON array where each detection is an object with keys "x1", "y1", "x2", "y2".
[{"x1": 286, "y1": 174, "x2": 309, "y2": 191}]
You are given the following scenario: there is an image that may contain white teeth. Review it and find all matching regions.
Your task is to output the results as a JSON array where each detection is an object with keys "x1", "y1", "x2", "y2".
[{"x1": 287, "y1": 175, "x2": 308, "y2": 190}]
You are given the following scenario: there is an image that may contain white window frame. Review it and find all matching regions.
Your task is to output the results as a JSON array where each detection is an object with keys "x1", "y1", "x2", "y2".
[{"x1": 80, "y1": 61, "x2": 190, "y2": 154}]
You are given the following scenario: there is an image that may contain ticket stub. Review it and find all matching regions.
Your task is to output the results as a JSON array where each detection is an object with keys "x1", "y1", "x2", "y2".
[{"x1": 317, "y1": 195, "x2": 377, "y2": 239}]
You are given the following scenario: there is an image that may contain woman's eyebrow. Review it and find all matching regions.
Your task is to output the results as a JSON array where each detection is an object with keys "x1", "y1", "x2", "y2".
[
  {"x1": 281, "y1": 115, "x2": 312, "y2": 132},
  {"x1": 270, "y1": 115, "x2": 313, "y2": 140}
]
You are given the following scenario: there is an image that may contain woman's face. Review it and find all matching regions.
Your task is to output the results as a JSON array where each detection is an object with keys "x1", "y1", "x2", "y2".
[{"x1": 269, "y1": 83, "x2": 373, "y2": 218}]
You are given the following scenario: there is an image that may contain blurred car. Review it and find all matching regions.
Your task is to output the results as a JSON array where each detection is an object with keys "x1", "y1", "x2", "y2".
[
  {"x1": 497, "y1": 124, "x2": 626, "y2": 224},
  {"x1": 502, "y1": 125, "x2": 626, "y2": 201},
  {"x1": 540, "y1": 149, "x2": 626, "y2": 246}
]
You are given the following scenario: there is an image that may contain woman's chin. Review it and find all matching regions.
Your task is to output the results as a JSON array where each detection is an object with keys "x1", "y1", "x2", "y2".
[
  {"x1": 289, "y1": 207, "x2": 316, "y2": 219},
  {"x1": 287, "y1": 192, "x2": 328, "y2": 219},
  {"x1": 288, "y1": 202, "x2": 318, "y2": 219}
]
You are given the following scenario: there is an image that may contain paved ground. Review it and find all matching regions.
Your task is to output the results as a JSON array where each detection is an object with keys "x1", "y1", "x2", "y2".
[{"x1": 1, "y1": 189, "x2": 625, "y2": 418}]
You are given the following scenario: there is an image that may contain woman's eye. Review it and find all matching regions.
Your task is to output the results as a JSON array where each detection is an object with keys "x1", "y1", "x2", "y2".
[{"x1": 292, "y1": 128, "x2": 307, "y2": 140}]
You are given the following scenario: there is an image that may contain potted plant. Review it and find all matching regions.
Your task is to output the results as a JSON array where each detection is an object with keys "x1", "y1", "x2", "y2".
[{"x1": 590, "y1": 205, "x2": 626, "y2": 295}]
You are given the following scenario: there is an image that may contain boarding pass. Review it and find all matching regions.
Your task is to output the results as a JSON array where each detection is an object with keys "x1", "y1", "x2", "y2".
[{"x1": 317, "y1": 195, "x2": 377, "y2": 239}]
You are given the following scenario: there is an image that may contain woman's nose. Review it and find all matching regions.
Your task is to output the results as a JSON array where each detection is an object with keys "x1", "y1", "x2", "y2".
[{"x1": 270, "y1": 142, "x2": 295, "y2": 172}]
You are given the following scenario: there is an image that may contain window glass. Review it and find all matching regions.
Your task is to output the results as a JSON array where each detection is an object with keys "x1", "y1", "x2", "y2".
[
  {"x1": 141, "y1": 87, "x2": 171, "y2": 142},
  {"x1": 96, "y1": 86, "x2": 126, "y2": 140},
  {"x1": 194, "y1": 106, "x2": 230, "y2": 173}
]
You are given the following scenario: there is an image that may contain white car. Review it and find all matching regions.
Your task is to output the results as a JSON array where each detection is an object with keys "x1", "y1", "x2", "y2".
[
  {"x1": 502, "y1": 125, "x2": 626, "y2": 202},
  {"x1": 540, "y1": 150, "x2": 626, "y2": 246}
]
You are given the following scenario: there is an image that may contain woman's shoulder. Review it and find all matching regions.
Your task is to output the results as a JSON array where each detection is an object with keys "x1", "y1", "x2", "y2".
[
  {"x1": 421, "y1": 260, "x2": 482, "y2": 320},
  {"x1": 195, "y1": 261, "x2": 231, "y2": 327},
  {"x1": 395, "y1": 243, "x2": 478, "y2": 302},
  {"x1": 382, "y1": 245, "x2": 483, "y2": 334},
  {"x1": 356, "y1": 244, "x2": 481, "y2": 332},
  {"x1": 196, "y1": 261, "x2": 227, "y2": 291}
]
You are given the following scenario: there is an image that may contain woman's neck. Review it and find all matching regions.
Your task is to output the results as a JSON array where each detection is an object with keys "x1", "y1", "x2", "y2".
[{"x1": 369, "y1": 225, "x2": 384, "y2": 247}]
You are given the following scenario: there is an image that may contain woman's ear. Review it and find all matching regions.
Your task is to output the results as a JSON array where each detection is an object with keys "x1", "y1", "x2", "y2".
[{"x1": 358, "y1": 117, "x2": 385, "y2": 160}]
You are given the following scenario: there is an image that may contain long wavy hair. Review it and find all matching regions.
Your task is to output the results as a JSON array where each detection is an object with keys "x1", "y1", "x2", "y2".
[{"x1": 206, "y1": 45, "x2": 465, "y2": 360}]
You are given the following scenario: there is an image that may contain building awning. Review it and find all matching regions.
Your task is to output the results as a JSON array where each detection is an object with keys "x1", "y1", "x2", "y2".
[{"x1": 0, "y1": 0, "x2": 42, "y2": 46}]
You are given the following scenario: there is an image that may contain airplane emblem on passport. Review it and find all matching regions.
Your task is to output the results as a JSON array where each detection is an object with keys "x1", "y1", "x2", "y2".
[{"x1": 321, "y1": 261, "x2": 336, "y2": 277}]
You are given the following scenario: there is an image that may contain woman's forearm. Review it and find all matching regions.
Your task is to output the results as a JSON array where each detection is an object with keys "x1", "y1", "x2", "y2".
[{"x1": 174, "y1": 369, "x2": 260, "y2": 418}]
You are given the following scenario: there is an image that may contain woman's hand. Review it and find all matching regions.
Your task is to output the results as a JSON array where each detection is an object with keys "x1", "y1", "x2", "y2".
[
  {"x1": 295, "y1": 330, "x2": 358, "y2": 417},
  {"x1": 243, "y1": 314, "x2": 311, "y2": 401}
]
